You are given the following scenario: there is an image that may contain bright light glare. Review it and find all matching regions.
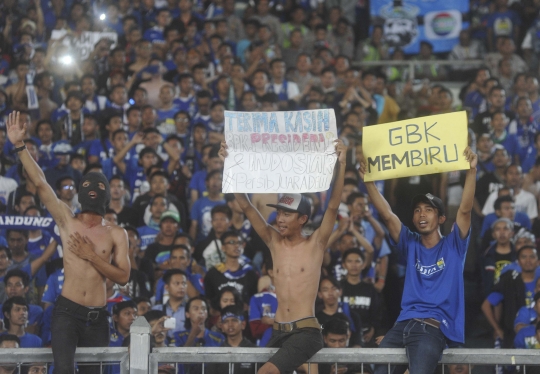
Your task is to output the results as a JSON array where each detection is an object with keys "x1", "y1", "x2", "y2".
[
  {"x1": 99, "y1": 13, "x2": 106, "y2": 21},
  {"x1": 59, "y1": 55, "x2": 73, "y2": 65}
]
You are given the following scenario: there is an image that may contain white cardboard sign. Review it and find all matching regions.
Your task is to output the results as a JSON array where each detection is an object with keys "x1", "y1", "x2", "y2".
[{"x1": 222, "y1": 109, "x2": 338, "y2": 193}]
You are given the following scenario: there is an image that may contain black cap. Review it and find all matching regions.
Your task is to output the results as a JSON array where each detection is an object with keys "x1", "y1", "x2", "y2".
[
  {"x1": 267, "y1": 194, "x2": 311, "y2": 220},
  {"x1": 411, "y1": 193, "x2": 445, "y2": 216}
]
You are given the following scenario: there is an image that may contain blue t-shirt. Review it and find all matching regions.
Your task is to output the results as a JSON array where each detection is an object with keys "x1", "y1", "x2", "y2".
[
  {"x1": 137, "y1": 226, "x2": 160, "y2": 251},
  {"x1": 0, "y1": 304, "x2": 43, "y2": 327},
  {"x1": 514, "y1": 305, "x2": 537, "y2": 328},
  {"x1": 41, "y1": 269, "x2": 64, "y2": 305},
  {"x1": 188, "y1": 170, "x2": 208, "y2": 197},
  {"x1": 190, "y1": 197, "x2": 226, "y2": 243},
  {"x1": 514, "y1": 324, "x2": 539, "y2": 348},
  {"x1": 173, "y1": 328, "x2": 225, "y2": 347},
  {"x1": 27, "y1": 231, "x2": 58, "y2": 260},
  {"x1": 249, "y1": 291, "x2": 277, "y2": 322},
  {"x1": 40, "y1": 305, "x2": 53, "y2": 345},
  {"x1": 155, "y1": 270, "x2": 205, "y2": 303},
  {"x1": 391, "y1": 222, "x2": 470, "y2": 343}
]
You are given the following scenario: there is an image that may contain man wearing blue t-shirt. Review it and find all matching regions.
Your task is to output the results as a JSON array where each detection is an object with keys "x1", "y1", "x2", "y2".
[
  {"x1": 1, "y1": 296, "x2": 42, "y2": 348},
  {"x1": 362, "y1": 147, "x2": 477, "y2": 374}
]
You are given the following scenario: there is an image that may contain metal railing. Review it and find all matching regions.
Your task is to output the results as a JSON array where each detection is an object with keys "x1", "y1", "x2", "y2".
[
  {"x1": 2, "y1": 318, "x2": 540, "y2": 373},
  {"x1": 352, "y1": 59, "x2": 485, "y2": 81}
]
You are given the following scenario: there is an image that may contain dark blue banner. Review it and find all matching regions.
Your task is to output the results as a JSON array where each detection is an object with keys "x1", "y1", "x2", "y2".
[
  {"x1": 371, "y1": 0, "x2": 470, "y2": 54},
  {"x1": 0, "y1": 215, "x2": 62, "y2": 243}
]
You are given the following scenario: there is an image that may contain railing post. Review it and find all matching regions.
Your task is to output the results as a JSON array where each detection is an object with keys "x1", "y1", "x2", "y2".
[{"x1": 129, "y1": 317, "x2": 151, "y2": 373}]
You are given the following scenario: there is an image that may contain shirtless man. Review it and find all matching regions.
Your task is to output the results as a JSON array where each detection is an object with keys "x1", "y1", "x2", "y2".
[
  {"x1": 219, "y1": 139, "x2": 346, "y2": 374},
  {"x1": 6, "y1": 112, "x2": 130, "y2": 374}
]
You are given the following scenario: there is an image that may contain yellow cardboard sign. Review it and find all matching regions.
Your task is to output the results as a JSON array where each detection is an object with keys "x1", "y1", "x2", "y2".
[{"x1": 363, "y1": 111, "x2": 470, "y2": 182}]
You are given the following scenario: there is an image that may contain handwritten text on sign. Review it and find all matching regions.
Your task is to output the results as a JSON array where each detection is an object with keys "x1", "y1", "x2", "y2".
[
  {"x1": 222, "y1": 109, "x2": 338, "y2": 193},
  {"x1": 362, "y1": 111, "x2": 470, "y2": 182}
]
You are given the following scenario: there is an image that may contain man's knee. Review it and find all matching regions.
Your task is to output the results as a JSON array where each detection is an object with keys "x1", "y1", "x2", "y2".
[{"x1": 257, "y1": 362, "x2": 281, "y2": 374}]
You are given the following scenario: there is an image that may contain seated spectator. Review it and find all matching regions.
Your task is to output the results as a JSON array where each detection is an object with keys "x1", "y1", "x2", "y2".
[
  {"x1": 318, "y1": 316, "x2": 368, "y2": 374},
  {"x1": 0, "y1": 334, "x2": 20, "y2": 374},
  {"x1": 515, "y1": 289, "x2": 540, "y2": 334},
  {"x1": 109, "y1": 301, "x2": 138, "y2": 347},
  {"x1": 414, "y1": 41, "x2": 447, "y2": 81},
  {"x1": 193, "y1": 204, "x2": 234, "y2": 268},
  {"x1": 106, "y1": 279, "x2": 131, "y2": 316},
  {"x1": 144, "y1": 310, "x2": 170, "y2": 348},
  {"x1": 155, "y1": 245, "x2": 204, "y2": 305},
  {"x1": 137, "y1": 195, "x2": 170, "y2": 251},
  {"x1": 203, "y1": 230, "x2": 258, "y2": 306},
  {"x1": 152, "y1": 269, "x2": 188, "y2": 341},
  {"x1": 144, "y1": 210, "x2": 181, "y2": 265},
  {"x1": 174, "y1": 296, "x2": 225, "y2": 353},
  {"x1": 248, "y1": 256, "x2": 276, "y2": 343},
  {"x1": 108, "y1": 176, "x2": 137, "y2": 227},
  {"x1": 134, "y1": 297, "x2": 152, "y2": 317},
  {"x1": 449, "y1": 30, "x2": 484, "y2": 81},
  {"x1": 207, "y1": 305, "x2": 256, "y2": 374},
  {"x1": 189, "y1": 172, "x2": 226, "y2": 244},
  {"x1": 316, "y1": 276, "x2": 362, "y2": 347},
  {"x1": 490, "y1": 111, "x2": 520, "y2": 163},
  {"x1": 1, "y1": 296, "x2": 42, "y2": 347},
  {"x1": 484, "y1": 36, "x2": 527, "y2": 78},
  {"x1": 480, "y1": 195, "x2": 531, "y2": 246},
  {"x1": 189, "y1": 145, "x2": 223, "y2": 204},
  {"x1": 486, "y1": 0, "x2": 521, "y2": 52},
  {"x1": 1, "y1": 269, "x2": 43, "y2": 336},
  {"x1": 55, "y1": 176, "x2": 80, "y2": 213},
  {"x1": 481, "y1": 218, "x2": 516, "y2": 296},
  {"x1": 515, "y1": 320, "x2": 540, "y2": 349},
  {"x1": 44, "y1": 142, "x2": 81, "y2": 191},
  {"x1": 483, "y1": 165, "x2": 538, "y2": 221}
]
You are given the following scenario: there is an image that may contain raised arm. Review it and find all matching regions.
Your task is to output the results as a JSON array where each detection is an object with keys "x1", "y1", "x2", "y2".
[
  {"x1": 359, "y1": 158, "x2": 402, "y2": 243},
  {"x1": 113, "y1": 132, "x2": 143, "y2": 174},
  {"x1": 6, "y1": 112, "x2": 72, "y2": 227},
  {"x1": 315, "y1": 140, "x2": 347, "y2": 248},
  {"x1": 456, "y1": 147, "x2": 477, "y2": 238},
  {"x1": 219, "y1": 141, "x2": 277, "y2": 245},
  {"x1": 30, "y1": 239, "x2": 58, "y2": 277}
]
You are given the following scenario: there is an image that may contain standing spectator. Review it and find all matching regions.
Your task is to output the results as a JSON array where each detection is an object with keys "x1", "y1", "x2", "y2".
[
  {"x1": 449, "y1": 30, "x2": 485, "y2": 81},
  {"x1": 486, "y1": 0, "x2": 521, "y2": 52},
  {"x1": 189, "y1": 170, "x2": 225, "y2": 243},
  {"x1": 152, "y1": 269, "x2": 188, "y2": 341}
]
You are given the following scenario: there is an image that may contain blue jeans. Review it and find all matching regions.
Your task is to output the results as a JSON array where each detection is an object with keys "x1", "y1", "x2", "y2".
[{"x1": 374, "y1": 319, "x2": 447, "y2": 374}]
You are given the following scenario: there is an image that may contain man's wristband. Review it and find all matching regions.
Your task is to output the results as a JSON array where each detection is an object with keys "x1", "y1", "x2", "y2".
[{"x1": 12, "y1": 144, "x2": 26, "y2": 154}]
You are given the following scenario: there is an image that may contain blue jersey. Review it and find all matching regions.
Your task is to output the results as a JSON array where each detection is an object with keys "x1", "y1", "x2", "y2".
[
  {"x1": 392, "y1": 223, "x2": 470, "y2": 343},
  {"x1": 514, "y1": 324, "x2": 539, "y2": 348},
  {"x1": 27, "y1": 231, "x2": 58, "y2": 260},
  {"x1": 0, "y1": 304, "x2": 43, "y2": 327},
  {"x1": 173, "y1": 328, "x2": 225, "y2": 347},
  {"x1": 249, "y1": 291, "x2": 277, "y2": 322},
  {"x1": 109, "y1": 329, "x2": 126, "y2": 347},
  {"x1": 41, "y1": 269, "x2": 64, "y2": 305},
  {"x1": 514, "y1": 305, "x2": 537, "y2": 328},
  {"x1": 155, "y1": 270, "x2": 205, "y2": 303},
  {"x1": 137, "y1": 226, "x2": 159, "y2": 251},
  {"x1": 188, "y1": 170, "x2": 207, "y2": 197},
  {"x1": 190, "y1": 197, "x2": 226, "y2": 243},
  {"x1": 40, "y1": 306, "x2": 53, "y2": 345}
]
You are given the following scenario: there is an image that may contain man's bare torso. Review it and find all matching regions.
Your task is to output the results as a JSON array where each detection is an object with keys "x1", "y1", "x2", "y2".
[
  {"x1": 270, "y1": 235, "x2": 324, "y2": 323},
  {"x1": 59, "y1": 216, "x2": 118, "y2": 307}
]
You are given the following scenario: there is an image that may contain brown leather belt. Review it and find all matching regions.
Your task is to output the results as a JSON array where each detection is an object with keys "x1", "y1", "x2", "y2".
[
  {"x1": 273, "y1": 317, "x2": 322, "y2": 332},
  {"x1": 413, "y1": 318, "x2": 441, "y2": 329}
]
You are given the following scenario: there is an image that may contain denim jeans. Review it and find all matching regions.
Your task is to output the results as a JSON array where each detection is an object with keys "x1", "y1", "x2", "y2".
[
  {"x1": 51, "y1": 296, "x2": 110, "y2": 374},
  {"x1": 374, "y1": 319, "x2": 447, "y2": 374}
]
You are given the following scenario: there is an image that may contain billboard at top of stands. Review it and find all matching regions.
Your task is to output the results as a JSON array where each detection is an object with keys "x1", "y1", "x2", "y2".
[{"x1": 371, "y1": 0, "x2": 470, "y2": 54}]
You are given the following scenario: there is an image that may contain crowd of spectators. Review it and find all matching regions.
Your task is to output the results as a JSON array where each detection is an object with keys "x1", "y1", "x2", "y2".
[{"x1": 2, "y1": 0, "x2": 540, "y2": 371}]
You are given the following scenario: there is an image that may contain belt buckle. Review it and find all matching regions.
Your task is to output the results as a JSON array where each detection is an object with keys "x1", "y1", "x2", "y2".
[
  {"x1": 87, "y1": 310, "x2": 100, "y2": 321},
  {"x1": 282, "y1": 322, "x2": 295, "y2": 332}
]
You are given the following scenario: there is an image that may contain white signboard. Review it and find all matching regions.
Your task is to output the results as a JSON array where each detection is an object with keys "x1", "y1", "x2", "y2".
[
  {"x1": 51, "y1": 30, "x2": 118, "y2": 60},
  {"x1": 222, "y1": 109, "x2": 338, "y2": 193}
]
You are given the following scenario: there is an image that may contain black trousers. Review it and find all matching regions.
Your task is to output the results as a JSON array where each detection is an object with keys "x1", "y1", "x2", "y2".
[{"x1": 51, "y1": 295, "x2": 110, "y2": 374}]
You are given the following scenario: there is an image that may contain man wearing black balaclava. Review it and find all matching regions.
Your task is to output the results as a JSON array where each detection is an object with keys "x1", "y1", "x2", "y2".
[{"x1": 6, "y1": 112, "x2": 131, "y2": 374}]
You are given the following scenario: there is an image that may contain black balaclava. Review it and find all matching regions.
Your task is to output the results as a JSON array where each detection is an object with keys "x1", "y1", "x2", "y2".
[{"x1": 78, "y1": 172, "x2": 111, "y2": 217}]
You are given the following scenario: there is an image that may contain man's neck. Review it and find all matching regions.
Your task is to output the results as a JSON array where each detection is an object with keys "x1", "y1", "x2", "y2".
[
  {"x1": 273, "y1": 77, "x2": 283, "y2": 84},
  {"x1": 168, "y1": 297, "x2": 183, "y2": 311},
  {"x1": 110, "y1": 199, "x2": 124, "y2": 213},
  {"x1": 158, "y1": 234, "x2": 174, "y2": 246},
  {"x1": 8, "y1": 325, "x2": 25, "y2": 337},
  {"x1": 420, "y1": 230, "x2": 442, "y2": 249},
  {"x1": 207, "y1": 192, "x2": 222, "y2": 201},
  {"x1": 160, "y1": 102, "x2": 173, "y2": 110},
  {"x1": 70, "y1": 109, "x2": 81, "y2": 118},
  {"x1": 345, "y1": 274, "x2": 361, "y2": 285},
  {"x1": 11, "y1": 250, "x2": 28, "y2": 263},
  {"x1": 227, "y1": 334, "x2": 243, "y2": 347},
  {"x1": 323, "y1": 302, "x2": 339, "y2": 314},
  {"x1": 495, "y1": 243, "x2": 512, "y2": 254},
  {"x1": 522, "y1": 270, "x2": 535, "y2": 282},
  {"x1": 118, "y1": 327, "x2": 130, "y2": 337},
  {"x1": 225, "y1": 257, "x2": 240, "y2": 271}
]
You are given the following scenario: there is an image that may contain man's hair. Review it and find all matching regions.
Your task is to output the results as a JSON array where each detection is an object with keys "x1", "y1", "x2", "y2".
[
  {"x1": 184, "y1": 296, "x2": 208, "y2": 329},
  {"x1": 4, "y1": 269, "x2": 30, "y2": 287},
  {"x1": 346, "y1": 192, "x2": 366, "y2": 206},
  {"x1": 220, "y1": 305, "x2": 244, "y2": 322},
  {"x1": 342, "y1": 248, "x2": 365, "y2": 263},
  {"x1": 319, "y1": 276, "x2": 341, "y2": 291},
  {"x1": 162, "y1": 269, "x2": 187, "y2": 285},
  {"x1": 170, "y1": 244, "x2": 190, "y2": 258},
  {"x1": 55, "y1": 176, "x2": 75, "y2": 191},
  {"x1": 214, "y1": 286, "x2": 242, "y2": 311},
  {"x1": 112, "y1": 300, "x2": 137, "y2": 315},
  {"x1": 174, "y1": 232, "x2": 193, "y2": 246},
  {"x1": 0, "y1": 334, "x2": 20, "y2": 347},
  {"x1": 2, "y1": 296, "x2": 28, "y2": 329},
  {"x1": 144, "y1": 310, "x2": 166, "y2": 323},
  {"x1": 205, "y1": 169, "x2": 222, "y2": 182},
  {"x1": 220, "y1": 230, "x2": 240, "y2": 243},
  {"x1": 211, "y1": 204, "x2": 232, "y2": 220},
  {"x1": 15, "y1": 191, "x2": 35, "y2": 207},
  {"x1": 6, "y1": 229, "x2": 29, "y2": 239},
  {"x1": 343, "y1": 178, "x2": 359, "y2": 188},
  {"x1": 0, "y1": 246, "x2": 12, "y2": 260},
  {"x1": 517, "y1": 245, "x2": 537, "y2": 258},
  {"x1": 322, "y1": 314, "x2": 349, "y2": 336},
  {"x1": 494, "y1": 195, "x2": 514, "y2": 211}
]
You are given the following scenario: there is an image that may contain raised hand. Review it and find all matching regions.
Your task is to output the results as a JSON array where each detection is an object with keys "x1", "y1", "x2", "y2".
[
  {"x1": 335, "y1": 139, "x2": 347, "y2": 165},
  {"x1": 6, "y1": 111, "x2": 27, "y2": 145},
  {"x1": 66, "y1": 232, "x2": 96, "y2": 261},
  {"x1": 218, "y1": 140, "x2": 228, "y2": 162},
  {"x1": 463, "y1": 146, "x2": 477, "y2": 169}
]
